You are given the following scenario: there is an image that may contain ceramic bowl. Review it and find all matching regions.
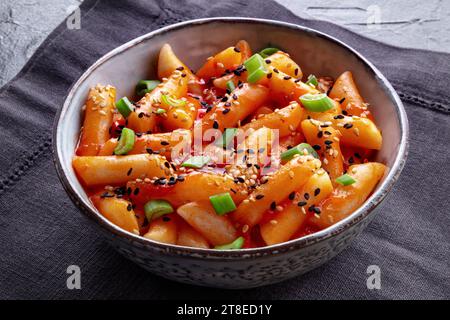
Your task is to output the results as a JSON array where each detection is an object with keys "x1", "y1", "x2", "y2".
[{"x1": 53, "y1": 17, "x2": 409, "y2": 289}]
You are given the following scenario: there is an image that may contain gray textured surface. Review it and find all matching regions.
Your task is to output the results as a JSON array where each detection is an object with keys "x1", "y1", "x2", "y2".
[{"x1": 0, "y1": 0, "x2": 449, "y2": 87}]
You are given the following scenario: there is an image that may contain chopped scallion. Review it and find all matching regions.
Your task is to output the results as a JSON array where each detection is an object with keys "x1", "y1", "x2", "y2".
[
  {"x1": 115, "y1": 97, "x2": 134, "y2": 118},
  {"x1": 305, "y1": 74, "x2": 318, "y2": 86},
  {"x1": 209, "y1": 192, "x2": 237, "y2": 215},
  {"x1": 226, "y1": 81, "x2": 236, "y2": 92},
  {"x1": 144, "y1": 200, "x2": 173, "y2": 221},
  {"x1": 280, "y1": 143, "x2": 319, "y2": 162},
  {"x1": 259, "y1": 47, "x2": 280, "y2": 58},
  {"x1": 216, "y1": 128, "x2": 238, "y2": 147},
  {"x1": 181, "y1": 156, "x2": 210, "y2": 169},
  {"x1": 161, "y1": 94, "x2": 186, "y2": 108},
  {"x1": 299, "y1": 93, "x2": 335, "y2": 112},
  {"x1": 135, "y1": 80, "x2": 160, "y2": 96},
  {"x1": 244, "y1": 54, "x2": 268, "y2": 83},
  {"x1": 114, "y1": 128, "x2": 135, "y2": 155},
  {"x1": 214, "y1": 236, "x2": 244, "y2": 250},
  {"x1": 155, "y1": 108, "x2": 166, "y2": 114},
  {"x1": 336, "y1": 174, "x2": 356, "y2": 186}
]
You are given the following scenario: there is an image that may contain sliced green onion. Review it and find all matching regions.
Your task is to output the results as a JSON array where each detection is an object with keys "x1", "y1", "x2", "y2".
[
  {"x1": 115, "y1": 97, "x2": 134, "y2": 118},
  {"x1": 209, "y1": 193, "x2": 237, "y2": 215},
  {"x1": 181, "y1": 156, "x2": 210, "y2": 169},
  {"x1": 259, "y1": 47, "x2": 280, "y2": 58},
  {"x1": 216, "y1": 128, "x2": 238, "y2": 147},
  {"x1": 155, "y1": 108, "x2": 166, "y2": 115},
  {"x1": 226, "y1": 80, "x2": 236, "y2": 92},
  {"x1": 214, "y1": 236, "x2": 244, "y2": 250},
  {"x1": 281, "y1": 143, "x2": 319, "y2": 162},
  {"x1": 144, "y1": 200, "x2": 174, "y2": 221},
  {"x1": 299, "y1": 93, "x2": 335, "y2": 112},
  {"x1": 135, "y1": 80, "x2": 160, "y2": 96},
  {"x1": 336, "y1": 174, "x2": 356, "y2": 186},
  {"x1": 114, "y1": 128, "x2": 135, "y2": 155},
  {"x1": 247, "y1": 68, "x2": 268, "y2": 83},
  {"x1": 305, "y1": 74, "x2": 318, "y2": 86},
  {"x1": 161, "y1": 94, "x2": 186, "y2": 108},
  {"x1": 244, "y1": 53, "x2": 268, "y2": 83}
]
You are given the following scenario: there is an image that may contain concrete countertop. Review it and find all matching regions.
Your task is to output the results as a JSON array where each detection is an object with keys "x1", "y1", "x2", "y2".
[{"x1": 0, "y1": 0, "x2": 449, "y2": 87}]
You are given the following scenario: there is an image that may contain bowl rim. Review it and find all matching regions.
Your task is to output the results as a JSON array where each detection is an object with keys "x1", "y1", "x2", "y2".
[{"x1": 53, "y1": 17, "x2": 409, "y2": 260}]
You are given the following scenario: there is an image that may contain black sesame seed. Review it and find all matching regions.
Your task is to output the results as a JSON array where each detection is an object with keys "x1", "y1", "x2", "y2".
[
  {"x1": 213, "y1": 121, "x2": 219, "y2": 129},
  {"x1": 343, "y1": 123, "x2": 353, "y2": 129},
  {"x1": 354, "y1": 152, "x2": 362, "y2": 159},
  {"x1": 267, "y1": 73, "x2": 273, "y2": 79},
  {"x1": 255, "y1": 194, "x2": 264, "y2": 200},
  {"x1": 176, "y1": 66, "x2": 184, "y2": 71},
  {"x1": 298, "y1": 201, "x2": 307, "y2": 207},
  {"x1": 324, "y1": 140, "x2": 333, "y2": 145},
  {"x1": 177, "y1": 175, "x2": 185, "y2": 182},
  {"x1": 304, "y1": 193, "x2": 310, "y2": 200},
  {"x1": 314, "y1": 188, "x2": 321, "y2": 196},
  {"x1": 265, "y1": 59, "x2": 271, "y2": 64},
  {"x1": 133, "y1": 188, "x2": 140, "y2": 196},
  {"x1": 313, "y1": 207, "x2": 321, "y2": 214},
  {"x1": 288, "y1": 192, "x2": 296, "y2": 200},
  {"x1": 233, "y1": 46, "x2": 241, "y2": 53},
  {"x1": 237, "y1": 177, "x2": 245, "y2": 183},
  {"x1": 127, "y1": 168, "x2": 133, "y2": 176},
  {"x1": 317, "y1": 131, "x2": 323, "y2": 138},
  {"x1": 223, "y1": 108, "x2": 231, "y2": 115},
  {"x1": 273, "y1": 68, "x2": 279, "y2": 73},
  {"x1": 138, "y1": 112, "x2": 144, "y2": 118},
  {"x1": 160, "y1": 141, "x2": 169, "y2": 146},
  {"x1": 339, "y1": 97, "x2": 346, "y2": 104},
  {"x1": 312, "y1": 144, "x2": 321, "y2": 151},
  {"x1": 270, "y1": 201, "x2": 277, "y2": 210},
  {"x1": 162, "y1": 216, "x2": 171, "y2": 222},
  {"x1": 283, "y1": 76, "x2": 292, "y2": 80},
  {"x1": 294, "y1": 68, "x2": 299, "y2": 76},
  {"x1": 164, "y1": 161, "x2": 170, "y2": 169},
  {"x1": 334, "y1": 114, "x2": 345, "y2": 119},
  {"x1": 126, "y1": 204, "x2": 133, "y2": 211}
]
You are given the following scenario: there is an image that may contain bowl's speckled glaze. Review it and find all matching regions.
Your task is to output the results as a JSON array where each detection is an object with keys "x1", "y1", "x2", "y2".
[{"x1": 53, "y1": 18, "x2": 408, "y2": 289}]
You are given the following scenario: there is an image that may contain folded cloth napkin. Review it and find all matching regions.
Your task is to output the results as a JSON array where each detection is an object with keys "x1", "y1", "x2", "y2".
[{"x1": 0, "y1": 0, "x2": 448, "y2": 299}]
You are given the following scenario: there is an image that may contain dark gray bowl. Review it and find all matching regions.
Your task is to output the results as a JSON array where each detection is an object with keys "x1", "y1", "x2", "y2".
[{"x1": 53, "y1": 17, "x2": 408, "y2": 289}]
